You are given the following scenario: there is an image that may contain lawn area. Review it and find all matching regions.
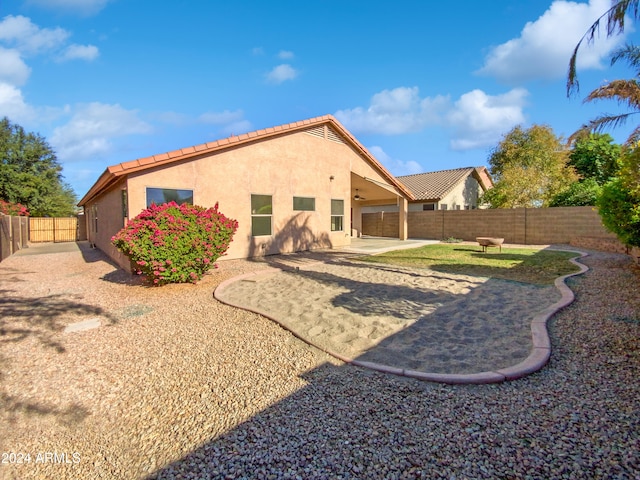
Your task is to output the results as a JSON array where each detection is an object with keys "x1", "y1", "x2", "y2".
[{"x1": 360, "y1": 243, "x2": 581, "y2": 285}]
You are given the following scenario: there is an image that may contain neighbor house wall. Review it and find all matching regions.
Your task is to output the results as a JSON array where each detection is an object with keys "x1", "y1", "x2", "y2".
[
  {"x1": 361, "y1": 174, "x2": 484, "y2": 214},
  {"x1": 439, "y1": 176, "x2": 479, "y2": 210},
  {"x1": 363, "y1": 206, "x2": 618, "y2": 246}
]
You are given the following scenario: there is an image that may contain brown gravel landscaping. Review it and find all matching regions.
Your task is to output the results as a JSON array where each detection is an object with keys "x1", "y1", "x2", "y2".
[{"x1": 0, "y1": 241, "x2": 639, "y2": 479}]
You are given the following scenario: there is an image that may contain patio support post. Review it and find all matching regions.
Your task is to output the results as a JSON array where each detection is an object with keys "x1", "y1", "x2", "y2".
[{"x1": 399, "y1": 196, "x2": 408, "y2": 240}]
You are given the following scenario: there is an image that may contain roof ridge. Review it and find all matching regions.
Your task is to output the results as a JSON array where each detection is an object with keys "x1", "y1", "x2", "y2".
[{"x1": 396, "y1": 166, "x2": 476, "y2": 179}]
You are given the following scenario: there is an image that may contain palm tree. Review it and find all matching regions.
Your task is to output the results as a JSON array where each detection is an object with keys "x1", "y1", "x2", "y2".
[
  {"x1": 567, "y1": 0, "x2": 640, "y2": 145},
  {"x1": 571, "y1": 43, "x2": 640, "y2": 145},
  {"x1": 567, "y1": 0, "x2": 639, "y2": 95}
]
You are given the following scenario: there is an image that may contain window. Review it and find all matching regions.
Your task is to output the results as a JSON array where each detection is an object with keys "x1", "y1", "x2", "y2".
[
  {"x1": 440, "y1": 204, "x2": 448, "y2": 210},
  {"x1": 122, "y1": 190, "x2": 128, "y2": 218},
  {"x1": 331, "y1": 199, "x2": 344, "y2": 231},
  {"x1": 293, "y1": 196, "x2": 315, "y2": 211},
  {"x1": 422, "y1": 203, "x2": 435, "y2": 211},
  {"x1": 251, "y1": 194, "x2": 272, "y2": 236},
  {"x1": 92, "y1": 204, "x2": 98, "y2": 233},
  {"x1": 146, "y1": 188, "x2": 193, "y2": 207}
]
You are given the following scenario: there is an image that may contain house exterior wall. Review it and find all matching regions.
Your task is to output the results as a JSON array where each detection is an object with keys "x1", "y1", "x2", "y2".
[
  {"x1": 439, "y1": 176, "x2": 482, "y2": 210},
  {"x1": 85, "y1": 179, "x2": 130, "y2": 270},
  {"x1": 114, "y1": 129, "x2": 393, "y2": 262}
]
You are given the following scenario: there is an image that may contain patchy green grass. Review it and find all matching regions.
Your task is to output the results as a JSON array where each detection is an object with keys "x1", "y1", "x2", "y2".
[{"x1": 360, "y1": 243, "x2": 581, "y2": 285}]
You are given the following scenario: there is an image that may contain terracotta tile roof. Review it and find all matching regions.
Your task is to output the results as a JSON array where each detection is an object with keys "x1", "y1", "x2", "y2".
[
  {"x1": 397, "y1": 166, "x2": 493, "y2": 202},
  {"x1": 78, "y1": 115, "x2": 415, "y2": 206}
]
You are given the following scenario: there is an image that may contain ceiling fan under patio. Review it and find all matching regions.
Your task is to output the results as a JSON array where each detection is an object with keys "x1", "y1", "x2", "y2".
[{"x1": 354, "y1": 189, "x2": 366, "y2": 201}]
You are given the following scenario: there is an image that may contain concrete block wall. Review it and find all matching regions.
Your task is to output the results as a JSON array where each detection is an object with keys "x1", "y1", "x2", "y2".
[{"x1": 363, "y1": 206, "x2": 619, "y2": 247}]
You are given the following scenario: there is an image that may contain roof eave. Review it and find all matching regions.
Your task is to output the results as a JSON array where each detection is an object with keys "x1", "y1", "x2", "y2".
[{"x1": 78, "y1": 114, "x2": 416, "y2": 205}]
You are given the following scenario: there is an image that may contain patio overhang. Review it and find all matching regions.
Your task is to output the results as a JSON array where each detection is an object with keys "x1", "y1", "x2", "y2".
[{"x1": 350, "y1": 172, "x2": 409, "y2": 240}]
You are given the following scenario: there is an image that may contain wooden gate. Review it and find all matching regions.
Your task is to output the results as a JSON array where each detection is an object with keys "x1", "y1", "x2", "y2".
[{"x1": 29, "y1": 217, "x2": 78, "y2": 243}]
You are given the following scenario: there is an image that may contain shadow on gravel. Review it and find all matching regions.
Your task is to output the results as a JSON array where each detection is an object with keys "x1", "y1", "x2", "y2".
[
  {"x1": 0, "y1": 392, "x2": 90, "y2": 426},
  {"x1": 0, "y1": 290, "x2": 117, "y2": 352}
]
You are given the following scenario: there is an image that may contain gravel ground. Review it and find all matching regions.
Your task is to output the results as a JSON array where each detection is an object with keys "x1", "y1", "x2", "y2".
[{"x1": 0, "y1": 242, "x2": 638, "y2": 479}]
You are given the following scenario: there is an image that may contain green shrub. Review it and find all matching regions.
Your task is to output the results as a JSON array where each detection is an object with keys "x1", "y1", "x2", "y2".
[
  {"x1": 112, "y1": 201, "x2": 238, "y2": 285},
  {"x1": 597, "y1": 178, "x2": 640, "y2": 247},
  {"x1": 596, "y1": 148, "x2": 640, "y2": 247}
]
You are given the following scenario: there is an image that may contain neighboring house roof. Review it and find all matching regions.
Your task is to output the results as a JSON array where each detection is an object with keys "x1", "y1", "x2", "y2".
[
  {"x1": 396, "y1": 166, "x2": 493, "y2": 202},
  {"x1": 78, "y1": 115, "x2": 415, "y2": 206}
]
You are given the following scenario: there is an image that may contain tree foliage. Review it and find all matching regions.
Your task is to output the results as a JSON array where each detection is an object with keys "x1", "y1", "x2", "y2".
[
  {"x1": 0, "y1": 117, "x2": 77, "y2": 217},
  {"x1": 568, "y1": 132, "x2": 621, "y2": 184},
  {"x1": 549, "y1": 178, "x2": 602, "y2": 207},
  {"x1": 481, "y1": 125, "x2": 578, "y2": 208},
  {"x1": 565, "y1": 1, "x2": 640, "y2": 245}
]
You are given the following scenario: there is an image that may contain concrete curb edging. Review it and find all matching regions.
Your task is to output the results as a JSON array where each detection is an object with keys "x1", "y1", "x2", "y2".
[{"x1": 213, "y1": 250, "x2": 589, "y2": 385}]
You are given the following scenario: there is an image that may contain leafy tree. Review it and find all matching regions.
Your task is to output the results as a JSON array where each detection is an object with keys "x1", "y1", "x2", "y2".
[
  {"x1": 569, "y1": 133, "x2": 621, "y2": 184},
  {"x1": 0, "y1": 117, "x2": 77, "y2": 216},
  {"x1": 549, "y1": 178, "x2": 602, "y2": 207},
  {"x1": 481, "y1": 125, "x2": 578, "y2": 208},
  {"x1": 551, "y1": 133, "x2": 620, "y2": 206}
]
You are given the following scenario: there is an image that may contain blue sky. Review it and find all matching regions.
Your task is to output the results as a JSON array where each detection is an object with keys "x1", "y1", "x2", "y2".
[{"x1": 0, "y1": 0, "x2": 636, "y2": 198}]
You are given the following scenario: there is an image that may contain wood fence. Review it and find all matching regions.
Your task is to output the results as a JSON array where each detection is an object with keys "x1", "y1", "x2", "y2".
[
  {"x1": 29, "y1": 217, "x2": 78, "y2": 243},
  {"x1": 0, "y1": 214, "x2": 29, "y2": 262}
]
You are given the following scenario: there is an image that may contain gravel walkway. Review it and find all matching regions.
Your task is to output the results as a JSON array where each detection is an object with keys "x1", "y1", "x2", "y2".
[{"x1": 0, "y1": 242, "x2": 638, "y2": 479}]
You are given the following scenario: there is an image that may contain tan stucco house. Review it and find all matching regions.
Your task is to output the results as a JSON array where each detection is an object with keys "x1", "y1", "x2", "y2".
[
  {"x1": 360, "y1": 166, "x2": 493, "y2": 214},
  {"x1": 78, "y1": 115, "x2": 415, "y2": 270}
]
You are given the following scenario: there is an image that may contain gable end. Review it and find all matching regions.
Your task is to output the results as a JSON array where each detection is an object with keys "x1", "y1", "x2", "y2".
[{"x1": 304, "y1": 125, "x2": 346, "y2": 145}]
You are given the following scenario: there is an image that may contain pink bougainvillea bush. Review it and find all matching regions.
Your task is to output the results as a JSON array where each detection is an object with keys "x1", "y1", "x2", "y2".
[
  {"x1": 112, "y1": 201, "x2": 238, "y2": 285},
  {"x1": 0, "y1": 199, "x2": 29, "y2": 216}
]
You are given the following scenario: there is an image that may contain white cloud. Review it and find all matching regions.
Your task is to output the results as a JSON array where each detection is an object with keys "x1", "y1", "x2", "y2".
[
  {"x1": 198, "y1": 109, "x2": 245, "y2": 125},
  {"x1": 51, "y1": 103, "x2": 152, "y2": 162},
  {"x1": 0, "y1": 82, "x2": 35, "y2": 123},
  {"x1": 446, "y1": 88, "x2": 529, "y2": 150},
  {"x1": 336, "y1": 86, "x2": 528, "y2": 151},
  {"x1": 57, "y1": 44, "x2": 99, "y2": 62},
  {"x1": 0, "y1": 47, "x2": 31, "y2": 86},
  {"x1": 368, "y1": 145, "x2": 422, "y2": 176},
  {"x1": 477, "y1": 0, "x2": 625, "y2": 83},
  {"x1": 278, "y1": 50, "x2": 294, "y2": 59},
  {"x1": 25, "y1": 0, "x2": 110, "y2": 16},
  {"x1": 0, "y1": 15, "x2": 69, "y2": 55},
  {"x1": 0, "y1": 81, "x2": 68, "y2": 124},
  {"x1": 265, "y1": 64, "x2": 298, "y2": 84},
  {"x1": 335, "y1": 86, "x2": 449, "y2": 135}
]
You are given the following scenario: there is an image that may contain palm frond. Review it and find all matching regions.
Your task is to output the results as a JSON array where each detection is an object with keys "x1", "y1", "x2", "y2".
[
  {"x1": 570, "y1": 112, "x2": 639, "y2": 145},
  {"x1": 567, "y1": 0, "x2": 640, "y2": 96},
  {"x1": 584, "y1": 79, "x2": 640, "y2": 110},
  {"x1": 625, "y1": 125, "x2": 640, "y2": 145},
  {"x1": 610, "y1": 43, "x2": 640, "y2": 72}
]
